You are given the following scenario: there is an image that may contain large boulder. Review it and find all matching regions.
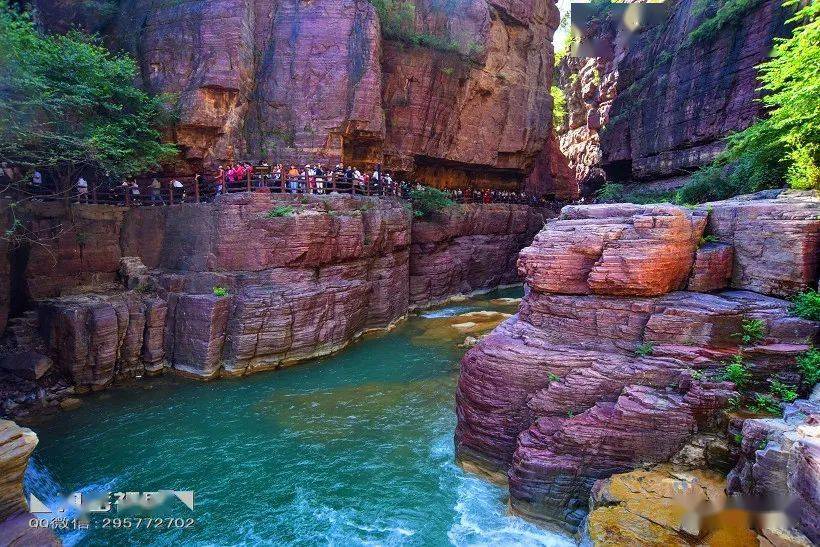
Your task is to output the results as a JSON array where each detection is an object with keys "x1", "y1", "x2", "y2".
[
  {"x1": 0, "y1": 421, "x2": 37, "y2": 520},
  {"x1": 705, "y1": 191, "x2": 820, "y2": 298},
  {"x1": 518, "y1": 204, "x2": 706, "y2": 296}
]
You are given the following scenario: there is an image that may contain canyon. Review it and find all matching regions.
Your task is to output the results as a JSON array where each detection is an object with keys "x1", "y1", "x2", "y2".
[
  {"x1": 1, "y1": 0, "x2": 818, "y2": 544},
  {"x1": 555, "y1": 0, "x2": 791, "y2": 195},
  {"x1": 0, "y1": 194, "x2": 550, "y2": 416},
  {"x1": 455, "y1": 189, "x2": 819, "y2": 543}
]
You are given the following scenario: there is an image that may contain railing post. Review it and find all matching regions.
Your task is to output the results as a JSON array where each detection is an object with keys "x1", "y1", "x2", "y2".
[
  {"x1": 332, "y1": 173, "x2": 337, "y2": 193},
  {"x1": 168, "y1": 181, "x2": 174, "y2": 205},
  {"x1": 246, "y1": 171, "x2": 251, "y2": 192},
  {"x1": 366, "y1": 176, "x2": 370, "y2": 196},
  {"x1": 92, "y1": 184, "x2": 98, "y2": 204},
  {"x1": 125, "y1": 187, "x2": 131, "y2": 207},
  {"x1": 195, "y1": 178, "x2": 200, "y2": 203}
]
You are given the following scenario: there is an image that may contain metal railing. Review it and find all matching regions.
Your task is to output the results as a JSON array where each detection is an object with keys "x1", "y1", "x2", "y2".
[{"x1": 2, "y1": 172, "x2": 547, "y2": 207}]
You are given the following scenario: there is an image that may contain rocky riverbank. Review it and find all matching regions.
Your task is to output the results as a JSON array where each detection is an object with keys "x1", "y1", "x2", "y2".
[
  {"x1": 0, "y1": 194, "x2": 550, "y2": 417},
  {"x1": 455, "y1": 190, "x2": 819, "y2": 542}
]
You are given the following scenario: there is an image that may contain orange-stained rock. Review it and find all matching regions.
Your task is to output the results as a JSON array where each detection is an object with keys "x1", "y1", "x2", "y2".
[
  {"x1": 0, "y1": 421, "x2": 38, "y2": 520},
  {"x1": 687, "y1": 242, "x2": 734, "y2": 293},
  {"x1": 518, "y1": 203, "x2": 706, "y2": 296}
]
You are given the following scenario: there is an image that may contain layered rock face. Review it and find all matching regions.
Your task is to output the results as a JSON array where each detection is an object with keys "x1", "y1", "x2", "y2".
[
  {"x1": 554, "y1": 0, "x2": 790, "y2": 193},
  {"x1": 34, "y1": 0, "x2": 565, "y2": 194},
  {"x1": 728, "y1": 398, "x2": 820, "y2": 545},
  {"x1": 455, "y1": 191, "x2": 819, "y2": 532},
  {"x1": 409, "y1": 203, "x2": 551, "y2": 308},
  {"x1": 1, "y1": 195, "x2": 546, "y2": 414}
]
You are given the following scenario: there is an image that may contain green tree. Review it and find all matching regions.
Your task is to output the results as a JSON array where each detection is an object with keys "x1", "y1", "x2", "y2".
[{"x1": 0, "y1": 1, "x2": 177, "y2": 198}]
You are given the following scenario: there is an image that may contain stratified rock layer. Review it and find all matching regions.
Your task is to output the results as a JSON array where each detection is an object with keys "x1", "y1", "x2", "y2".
[
  {"x1": 455, "y1": 192, "x2": 819, "y2": 532},
  {"x1": 409, "y1": 204, "x2": 550, "y2": 308},
  {"x1": 1, "y1": 195, "x2": 545, "y2": 415}
]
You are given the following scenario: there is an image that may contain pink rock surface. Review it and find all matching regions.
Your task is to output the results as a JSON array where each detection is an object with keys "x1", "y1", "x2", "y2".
[
  {"x1": 409, "y1": 203, "x2": 551, "y2": 308},
  {"x1": 727, "y1": 399, "x2": 820, "y2": 544},
  {"x1": 37, "y1": 292, "x2": 168, "y2": 388},
  {"x1": 518, "y1": 203, "x2": 706, "y2": 296},
  {"x1": 35, "y1": 0, "x2": 562, "y2": 191},
  {"x1": 705, "y1": 191, "x2": 820, "y2": 297}
]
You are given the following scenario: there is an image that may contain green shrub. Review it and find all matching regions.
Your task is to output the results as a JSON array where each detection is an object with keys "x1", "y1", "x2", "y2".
[
  {"x1": 687, "y1": 0, "x2": 768, "y2": 46},
  {"x1": 769, "y1": 379, "x2": 798, "y2": 402},
  {"x1": 410, "y1": 187, "x2": 455, "y2": 219},
  {"x1": 722, "y1": 355, "x2": 750, "y2": 387},
  {"x1": 595, "y1": 183, "x2": 624, "y2": 203},
  {"x1": 733, "y1": 432, "x2": 743, "y2": 444},
  {"x1": 690, "y1": 369, "x2": 705, "y2": 381},
  {"x1": 551, "y1": 85, "x2": 566, "y2": 127},
  {"x1": 796, "y1": 347, "x2": 820, "y2": 386},
  {"x1": 698, "y1": 235, "x2": 719, "y2": 247},
  {"x1": 749, "y1": 393, "x2": 781, "y2": 415},
  {"x1": 635, "y1": 342, "x2": 654, "y2": 357},
  {"x1": 265, "y1": 205, "x2": 296, "y2": 218},
  {"x1": 213, "y1": 286, "x2": 229, "y2": 297},
  {"x1": 733, "y1": 318, "x2": 765, "y2": 345},
  {"x1": 547, "y1": 372, "x2": 561, "y2": 383},
  {"x1": 791, "y1": 289, "x2": 820, "y2": 321}
]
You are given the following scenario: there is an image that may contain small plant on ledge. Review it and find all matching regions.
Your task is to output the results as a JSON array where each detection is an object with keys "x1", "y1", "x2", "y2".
[
  {"x1": 749, "y1": 393, "x2": 781, "y2": 416},
  {"x1": 721, "y1": 354, "x2": 750, "y2": 388},
  {"x1": 790, "y1": 289, "x2": 820, "y2": 321},
  {"x1": 698, "y1": 235, "x2": 719, "y2": 247},
  {"x1": 796, "y1": 347, "x2": 819, "y2": 387},
  {"x1": 634, "y1": 342, "x2": 654, "y2": 357},
  {"x1": 547, "y1": 372, "x2": 561, "y2": 383},
  {"x1": 213, "y1": 286, "x2": 229, "y2": 297},
  {"x1": 409, "y1": 187, "x2": 455, "y2": 219},
  {"x1": 265, "y1": 205, "x2": 296, "y2": 218},
  {"x1": 768, "y1": 379, "x2": 798, "y2": 403},
  {"x1": 732, "y1": 318, "x2": 765, "y2": 345}
]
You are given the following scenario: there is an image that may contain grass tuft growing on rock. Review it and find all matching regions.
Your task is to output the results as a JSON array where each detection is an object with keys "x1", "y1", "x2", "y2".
[
  {"x1": 791, "y1": 289, "x2": 820, "y2": 321},
  {"x1": 265, "y1": 205, "x2": 296, "y2": 218},
  {"x1": 796, "y1": 347, "x2": 819, "y2": 387}
]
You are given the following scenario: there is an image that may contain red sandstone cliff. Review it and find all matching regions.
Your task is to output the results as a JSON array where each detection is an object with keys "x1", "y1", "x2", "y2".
[
  {"x1": 34, "y1": 0, "x2": 563, "y2": 193},
  {"x1": 455, "y1": 190, "x2": 819, "y2": 534},
  {"x1": 0, "y1": 196, "x2": 547, "y2": 415},
  {"x1": 554, "y1": 0, "x2": 790, "y2": 195}
]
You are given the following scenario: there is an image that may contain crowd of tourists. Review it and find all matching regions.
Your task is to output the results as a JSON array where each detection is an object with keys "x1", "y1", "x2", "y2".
[{"x1": 2, "y1": 161, "x2": 549, "y2": 206}]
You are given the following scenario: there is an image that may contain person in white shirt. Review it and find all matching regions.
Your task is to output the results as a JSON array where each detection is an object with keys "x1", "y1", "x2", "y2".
[
  {"x1": 172, "y1": 179, "x2": 184, "y2": 202},
  {"x1": 76, "y1": 177, "x2": 89, "y2": 203}
]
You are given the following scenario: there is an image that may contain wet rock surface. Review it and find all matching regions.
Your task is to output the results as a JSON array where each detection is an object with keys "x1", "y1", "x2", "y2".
[{"x1": 455, "y1": 193, "x2": 820, "y2": 533}]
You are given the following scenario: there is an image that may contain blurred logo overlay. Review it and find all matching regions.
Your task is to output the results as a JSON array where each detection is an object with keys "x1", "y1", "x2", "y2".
[{"x1": 569, "y1": 1, "x2": 672, "y2": 58}]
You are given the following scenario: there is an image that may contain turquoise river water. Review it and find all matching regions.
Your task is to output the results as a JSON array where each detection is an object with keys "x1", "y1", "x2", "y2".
[{"x1": 22, "y1": 287, "x2": 573, "y2": 546}]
